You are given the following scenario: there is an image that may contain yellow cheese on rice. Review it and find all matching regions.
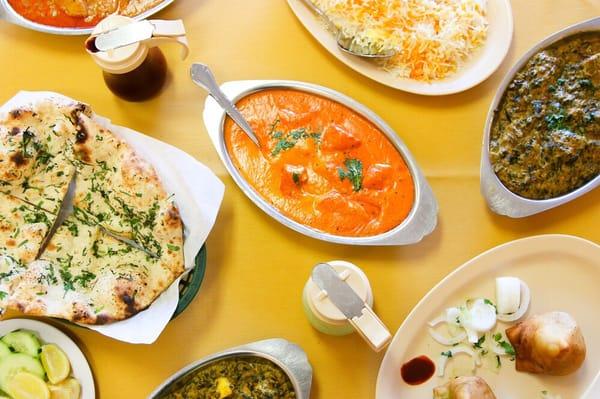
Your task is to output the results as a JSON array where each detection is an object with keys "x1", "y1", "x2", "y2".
[{"x1": 312, "y1": 0, "x2": 488, "y2": 81}]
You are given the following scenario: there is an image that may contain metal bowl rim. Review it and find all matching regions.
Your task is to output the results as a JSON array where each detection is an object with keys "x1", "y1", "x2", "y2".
[
  {"x1": 214, "y1": 79, "x2": 437, "y2": 245},
  {"x1": 148, "y1": 339, "x2": 310, "y2": 399},
  {"x1": 480, "y1": 17, "x2": 600, "y2": 214},
  {"x1": 0, "y1": 0, "x2": 174, "y2": 35}
]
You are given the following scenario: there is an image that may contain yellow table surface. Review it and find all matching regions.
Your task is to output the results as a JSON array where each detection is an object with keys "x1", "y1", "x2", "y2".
[{"x1": 0, "y1": 0, "x2": 599, "y2": 398}]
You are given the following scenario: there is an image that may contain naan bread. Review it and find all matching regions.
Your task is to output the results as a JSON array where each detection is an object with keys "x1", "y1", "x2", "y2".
[
  {"x1": 0, "y1": 193, "x2": 52, "y2": 264},
  {"x1": 0, "y1": 103, "x2": 77, "y2": 214},
  {"x1": 0, "y1": 97, "x2": 185, "y2": 324}
]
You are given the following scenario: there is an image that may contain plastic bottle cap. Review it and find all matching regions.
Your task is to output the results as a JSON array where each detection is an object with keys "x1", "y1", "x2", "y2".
[
  {"x1": 305, "y1": 260, "x2": 373, "y2": 325},
  {"x1": 89, "y1": 15, "x2": 148, "y2": 74}
]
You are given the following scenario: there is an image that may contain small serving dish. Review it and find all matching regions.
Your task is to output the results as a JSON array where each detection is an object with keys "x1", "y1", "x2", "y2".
[
  {"x1": 148, "y1": 338, "x2": 312, "y2": 399},
  {"x1": 480, "y1": 17, "x2": 600, "y2": 217},
  {"x1": 203, "y1": 80, "x2": 438, "y2": 245},
  {"x1": 0, "y1": 318, "x2": 95, "y2": 399},
  {"x1": 0, "y1": 0, "x2": 174, "y2": 35}
]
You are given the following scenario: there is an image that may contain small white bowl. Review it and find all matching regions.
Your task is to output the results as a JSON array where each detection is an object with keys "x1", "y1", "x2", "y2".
[{"x1": 0, "y1": 318, "x2": 95, "y2": 399}]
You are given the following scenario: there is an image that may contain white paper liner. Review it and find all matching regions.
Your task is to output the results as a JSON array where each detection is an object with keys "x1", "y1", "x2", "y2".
[{"x1": 0, "y1": 91, "x2": 224, "y2": 344}]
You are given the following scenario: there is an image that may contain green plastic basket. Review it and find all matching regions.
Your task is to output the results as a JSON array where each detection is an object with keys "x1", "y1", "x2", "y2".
[
  {"x1": 172, "y1": 244, "x2": 207, "y2": 319},
  {"x1": 56, "y1": 245, "x2": 206, "y2": 327}
]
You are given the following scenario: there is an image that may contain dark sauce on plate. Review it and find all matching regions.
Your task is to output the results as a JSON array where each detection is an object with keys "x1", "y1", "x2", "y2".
[{"x1": 401, "y1": 355, "x2": 435, "y2": 385}]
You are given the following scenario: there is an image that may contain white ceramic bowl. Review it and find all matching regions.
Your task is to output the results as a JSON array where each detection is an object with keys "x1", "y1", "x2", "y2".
[{"x1": 0, "y1": 318, "x2": 95, "y2": 399}]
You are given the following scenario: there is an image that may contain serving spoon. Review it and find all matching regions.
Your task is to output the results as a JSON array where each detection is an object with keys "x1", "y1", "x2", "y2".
[
  {"x1": 298, "y1": 0, "x2": 396, "y2": 59},
  {"x1": 190, "y1": 63, "x2": 260, "y2": 147}
]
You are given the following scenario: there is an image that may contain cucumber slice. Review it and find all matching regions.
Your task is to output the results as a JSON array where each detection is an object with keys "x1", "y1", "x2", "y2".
[
  {"x1": 0, "y1": 343, "x2": 10, "y2": 359},
  {"x1": 0, "y1": 353, "x2": 45, "y2": 393},
  {"x1": 1, "y1": 330, "x2": 41, "y2": 357}
]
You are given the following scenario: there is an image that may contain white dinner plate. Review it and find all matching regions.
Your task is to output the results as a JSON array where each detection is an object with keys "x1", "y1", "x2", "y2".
[
  {"x1": 287, "y1": 0, "x2": 513, "y2": 95},
  {"x1": 376, "y1": 234, "x2": 600, "y2": 398},
  {"x1": 0, "y1": 318, "x2": 95, "y2": 399}
]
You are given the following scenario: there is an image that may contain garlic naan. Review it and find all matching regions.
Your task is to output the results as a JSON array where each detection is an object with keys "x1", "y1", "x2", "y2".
[{"x1": 0, "y1": 97, "x2": 185, "y2": 324}]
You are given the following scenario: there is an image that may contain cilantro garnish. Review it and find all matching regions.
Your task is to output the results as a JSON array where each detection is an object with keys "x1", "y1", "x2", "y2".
[
  {"x1": 269, "y1": 120, "x2": 321, "y2": 156},
  {"x1": 167, "y1": 244, "x2": 180, "y2": 252},
  {"x1": 337, "y1": 158, "x2": 363, "y2": 191}
]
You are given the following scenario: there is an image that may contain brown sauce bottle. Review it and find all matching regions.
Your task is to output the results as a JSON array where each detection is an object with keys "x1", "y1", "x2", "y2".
[
  {"x1": 86, "y1": 16, "x2": 187, "y2": 102},
  {"x1": 103, "y1": 47, "x2": 166, "y2": 102}
]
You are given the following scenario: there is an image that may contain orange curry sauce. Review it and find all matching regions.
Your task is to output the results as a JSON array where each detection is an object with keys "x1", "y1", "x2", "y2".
[
  {"x1": 8, "y1": 0, "x2": 99, "y2": 28},
  {"x1": 225, "y1": 89, "x2": 415, "y2": 237}
]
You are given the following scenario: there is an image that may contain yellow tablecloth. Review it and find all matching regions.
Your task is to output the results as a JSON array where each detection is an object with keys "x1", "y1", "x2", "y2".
[{"x1": 0, "y1": 1, "x2": 598, "y2": 398}]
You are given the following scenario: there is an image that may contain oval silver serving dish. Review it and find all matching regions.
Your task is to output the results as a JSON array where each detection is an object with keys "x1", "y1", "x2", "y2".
[
  {"x1": 203, "y1": 80, "x2": 438, "y2": 245},
  {"x1": 148, "y1": 338, "x2": 312, "y2": 399},
  {"x1": 0, "y1": 0, "x2": 174, "y2": 35},
  {"x1": 481, "y1": 17, "x2": 600, "y2": 217}
]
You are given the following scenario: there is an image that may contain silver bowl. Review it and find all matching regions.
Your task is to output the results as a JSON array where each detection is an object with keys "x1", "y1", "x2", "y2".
[
  {"x1": 480, "y1": 17, "x2": 600, "y2": 217},
  {"x1": 0, "y1": 0, "x2": 174, "y2": 35},
  {"x1": 148, "y1": 338, "x2": 312, "y2": 399},
  {"x1": 203, "y1": 80, "x2": 438, "y2": 245}
]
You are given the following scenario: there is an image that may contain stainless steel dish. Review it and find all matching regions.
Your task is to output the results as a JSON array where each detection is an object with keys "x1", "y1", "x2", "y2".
[
  {"x1": 203, "y1": 79, "x2": 438, "y2": 246},
  {"x1": 148, "y1": 338, "x2": 312, "y2": 399},
  {"x1": 480, "y1": 17, "x2": 600, "y2": 218},
  {"x1": 0, "y1": 0, "x2": 174, "y2": 35}
]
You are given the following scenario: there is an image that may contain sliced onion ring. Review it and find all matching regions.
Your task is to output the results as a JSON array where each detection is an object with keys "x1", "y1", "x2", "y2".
[
  {"x1": 465, "y1": 327, "x2": 479, "y2": 344},
  {"x1": 436, "y1": 345, "x2": 479, "y2": 377},
  {"x1": 428, "y1": 315, "x2": 445, "y2": 327},
  {"x1": 497, "y1": 280, "x2": 531, "y2": 322},
  {"x1": 428, "y1": 327, "x2": 467, "y2": 346}
]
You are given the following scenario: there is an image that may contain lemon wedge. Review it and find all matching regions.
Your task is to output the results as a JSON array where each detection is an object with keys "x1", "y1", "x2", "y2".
[
  {"x1": 48, "y1": 378, "x2": 81, "y2": 399},
  {"x1": 6, "y1": 371, "x2": 50, "y2": 399},
  {"x1": 40, "y1": 344, "x2": 70, "y2": 384}
]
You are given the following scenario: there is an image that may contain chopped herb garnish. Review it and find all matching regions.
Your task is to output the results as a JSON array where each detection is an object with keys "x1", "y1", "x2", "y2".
[
  {"x1": 73, "y1": 270, "x2": 96, "y2": 288},
  {"x1": 269, "y1": 124, "x2": 321, "y2": 156},
  {"x1": 473, "y1": 334, "x2": 486, "y2": 349},
  {"x1": 337, "y1": 158, "x2": 363, "y2": 191},
  {"x1": 484, "y1": 298, "x2": 497, "y2": 313},
  {"x1": 493, "y1": 332, "x2": 515, "y2": 357},
  {"x1": 499, "y1": 340, "x2": 515, "y2": 357},
  {"x1": 545, "y1": 111, "x2": 567, "y2": 130},
  {"x1": 166, "y1": 244, "x2": 180, "y2": 252},
  {"x1": 67, "y1": 221, "x2": 79, "y2": 237},
  {"x1": 271, "y1": 138, "x2": 297, "y2": 156},
  {"x1": 292, "y1": 172, "x2": 301, "y2": 187},
  {"x1": 441, "y1": 350, "x2": 453, "y2": 358}
]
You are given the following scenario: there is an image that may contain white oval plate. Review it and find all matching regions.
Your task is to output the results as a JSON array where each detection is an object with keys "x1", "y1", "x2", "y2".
[
  {"x1": 287, "y1": 0, "x2": 513, "y2": 95},
  {"x1": 0, "y1": 318, "x2": 95, "y2": 399},
  {"x1": 376, "y1": 234, "x2": 600, "y2": 398}
]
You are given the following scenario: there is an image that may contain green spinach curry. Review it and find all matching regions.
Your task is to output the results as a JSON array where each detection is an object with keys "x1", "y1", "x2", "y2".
[
  {"x1": 490, "y1": 32, "x2": 599, "y2": 199},
  {"x1": 161, "y1": 356, "x2": 296, "y2": 399}
]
